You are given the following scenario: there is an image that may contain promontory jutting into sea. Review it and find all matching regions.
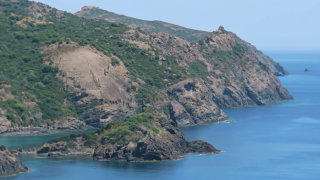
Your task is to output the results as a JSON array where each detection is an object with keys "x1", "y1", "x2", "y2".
[{"x1": 0, "y1": 0, "x2": 318, "y2": 179}]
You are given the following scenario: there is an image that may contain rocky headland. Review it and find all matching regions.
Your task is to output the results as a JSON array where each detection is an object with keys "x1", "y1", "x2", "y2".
[
  {"x1": 0, "y1": 0, "x2": 292, "y2": 163},
  {"x1": 37, "y1": 112, "x2": 220, "y2": 161}
]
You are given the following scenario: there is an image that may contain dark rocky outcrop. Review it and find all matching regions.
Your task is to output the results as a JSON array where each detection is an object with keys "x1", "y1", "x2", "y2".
[
  {"x1": 37, "y1": 113, "x2": 219, "y2": 162},
  {"x1": 188, "y1": 140, "x2": 221, "y2": 154},
  {"x1": 0, "y1": 146, "x2": 28, "y2": 177},
  {"x1": 121, "y1": 27, "x2": 292, "y2": 126},
  {"x1": 167, "y1": 79, "x2": 227, "y2": 126},
  {"x1": 197, "y1": 27, "x2": 293, "y2": 107}
]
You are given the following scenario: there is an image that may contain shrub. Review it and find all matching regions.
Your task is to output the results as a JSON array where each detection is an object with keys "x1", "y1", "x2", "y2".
[{"x1": 188, "y1": 60, "x2": 208, "y2": 79}]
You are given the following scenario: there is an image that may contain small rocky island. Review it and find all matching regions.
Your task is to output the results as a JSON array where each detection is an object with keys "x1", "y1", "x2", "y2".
[
  {"x1": 0, "y1": 146, "x2": 28, "y2": 177},
  {"x1": 37, "y1": 112, "x2": 220, "y2": 161}
]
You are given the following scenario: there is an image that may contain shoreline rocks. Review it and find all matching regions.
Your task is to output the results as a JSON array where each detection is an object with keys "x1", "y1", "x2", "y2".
[
  {"x1": 0, "y1": 145, "x2": 28, "y2": 177},
  {"x1": 37, "y1": 139, "x2": 220, "y2": 162},
  {"x1": 36, "y1": 113, "x2": 220, "y2": 162},
  {"x1": 188, "y1": 140, "x2": 221, "y2": 154},
  {"x1": 0, "y1": 117, "x2": 91, "y2": 136}
]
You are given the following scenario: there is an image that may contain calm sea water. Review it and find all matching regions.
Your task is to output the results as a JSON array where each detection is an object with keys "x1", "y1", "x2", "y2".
[{"x1": 1, "y1": 52, "x2": 320, "y2": 180}]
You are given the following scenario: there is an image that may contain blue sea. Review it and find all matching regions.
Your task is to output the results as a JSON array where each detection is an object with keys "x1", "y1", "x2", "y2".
[{"x1": 1, "y1": 52, "x2": 320, "y2": 180}]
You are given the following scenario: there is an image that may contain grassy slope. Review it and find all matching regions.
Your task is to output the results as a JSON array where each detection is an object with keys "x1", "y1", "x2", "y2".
[{"x1": 77, "y1": 8, "x2": 210, "y2": 42}]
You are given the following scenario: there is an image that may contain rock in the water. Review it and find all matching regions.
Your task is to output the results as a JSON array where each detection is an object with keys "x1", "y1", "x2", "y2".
[
  {"x1": 188, "y1": 140, "x2": 221, "y2": 154},
  {"x1": 0, "y1": 145, "x2": 28, "y2": 177},
  {"x1": 37, "y1": 112, "x2": 220, "y2": 162}
]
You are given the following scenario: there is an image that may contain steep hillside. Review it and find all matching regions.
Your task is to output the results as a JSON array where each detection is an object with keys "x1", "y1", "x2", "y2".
[
  {"x1": 75, "y1": 6, "x2": 210, "y2": 42},
  {"x1": 0, "y1": 0, "x2": 294, "y2": 162},
  {"x1": 0, "y1": 0, "x2": 292, "y2": 143},
  {"x1": 120, "y1": 27, "x2": 292, "y2": 125},
  {"x1": 75, "y1": 6, "x2": 288, "y2": 77}
]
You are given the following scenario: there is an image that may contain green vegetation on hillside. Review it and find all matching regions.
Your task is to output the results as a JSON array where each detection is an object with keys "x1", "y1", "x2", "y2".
[
  {"x1": 78, "y1": 8, "x2": 210, "y2": 42},
  {"x1": 48, "y1": 111, "x2": 161, "y2": 146},
  {"x1": 0, "y1": 1, "x2": 76, "y2": 125},
  {"x1": 187, "y1": 60, "x2": 208, "y2": 79},
  {"x1": 198, "y1": 38, "x2": 247, "y2": 74},
  {"x1": 0, "y1": 0, "x2": 193, "y2": 126},
  {"x1": 48, "y1": 131, "x2": 98, "y2": 147},
  {"x1": 98, "y1": 112, "x2": 161, "y2": 144}
]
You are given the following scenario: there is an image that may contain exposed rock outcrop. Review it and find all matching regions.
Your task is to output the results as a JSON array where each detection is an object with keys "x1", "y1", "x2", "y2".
[
  {"x1": 202, "y1": 26, "x2": 288, "y2": 76},
  {"x1": 0, "y1": 146, "x2": 28, "y2": 177},
  {"x1": 76, "y1": 7, "x2": 287, "y2": 76},
  {"x1": 0, "y1": 116, "x2": 11, "y2": 134},
  {"x1": 37, "y1": 113, "x2": 220, "y2": 161},
  {"x1": 188, "y1": 140, "x2": 220, "y2": 154},
  {"x1": 43, "y1": 43, "x2": 137, "y2": 127},
  {"x1": 167, "y1": 79, "x2": 227, "y2": 126},
  {"x1": 198, "y1": 28, "x2": 293, "y2": 108},
  {"x1": 0, "y1": 116, "x2": 87, "y2": 136},
  {"x1": 39, "y1": 27, "x2": 292, "y2": 128},
  {"x1": 121, "y1": 27, "x2": 292, "y2": 126}
]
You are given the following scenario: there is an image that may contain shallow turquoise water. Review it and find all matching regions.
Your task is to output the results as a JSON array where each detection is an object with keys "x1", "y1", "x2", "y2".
[{"x1": 1, "y1": 52, "x2": 320, "y2": 180}]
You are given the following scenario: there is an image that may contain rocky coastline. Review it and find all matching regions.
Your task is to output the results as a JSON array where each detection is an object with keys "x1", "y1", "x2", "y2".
[
  {"x1": 0, "y1": 119, "x2": 92, "y2": 136},
  {"x1": 0, "y1": 146, "x2": 28, "y2": 177},
  {"x1": 0, "y1": 0, "x2": 294, "y2": 171},
  {"x1": 0, "y1": 1, "x2": 293, "y2": 135},
  {"x1": 36, "y1": 113, "x2": 220, "y2": 162}
]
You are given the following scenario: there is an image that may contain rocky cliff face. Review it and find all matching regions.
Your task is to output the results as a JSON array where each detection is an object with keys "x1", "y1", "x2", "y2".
[
  {"x1": 200, "y1": 26, "x2": 288, "y2": 76},
  {"x1": 43, "y1": 43, "x2": 137, "y2": 127},
  {"x1": 167, "y1": 79, "x2": 227, "y2": 126},
  {"x1": 0, "y1": 0, "x2": 294, "y2": 164},
  {"x1": 0, "y1": 146, "x2": 28, "y2": 177},
  {"x1": 76, "y1": 7, "x2": 288, "y2": 77},
  {"x1": 0, "y1": 0, "x2": 292, "y2": 137},
  {"x1": 198, "y1": 26, "x2": 292, "y2": 108},
  {"x1": 120, "y1": 26, "x2": 292, "y2": 126},
  {"x1": 37, "y1": 113, "x2": 220, "y2": 161}
]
